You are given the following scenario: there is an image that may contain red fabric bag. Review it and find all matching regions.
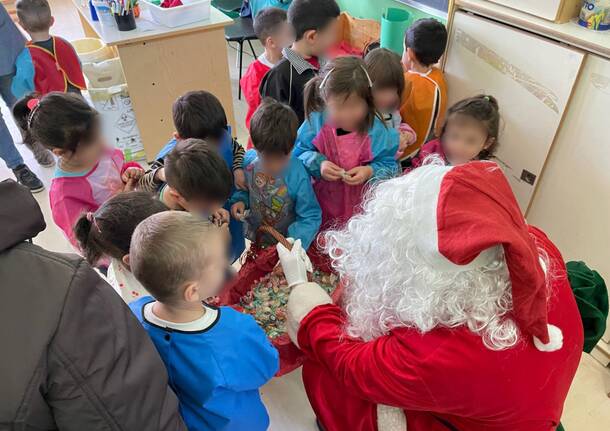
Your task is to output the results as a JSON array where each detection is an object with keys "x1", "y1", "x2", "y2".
[{"x1": 218, "y1": 227, "x2": 342, "y2": 376}]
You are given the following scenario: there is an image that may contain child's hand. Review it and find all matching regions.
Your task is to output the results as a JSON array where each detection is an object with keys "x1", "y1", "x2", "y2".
[
  {"x1": 320, "y1": 160, "x2": 344, "y2": 181},
  {"x1": 234, "y1": 168, "x2": 247, "y2": 190},
  {"x1": 231, "y1": 202, "x2": 246, "y2": 221},
  {"x1": 211, "y1": 208, "x2": 230, "y2": 226},
  {"x1": 397, "y1": 124, "x2": 417, "y2": 158},
  {"x1": 123, "y1": 178, "x2": 137, "y2": 192},
  {"x1": 122, "y1": 167, "x2": 144, "y2": 184},
  {"x1": 398, "y1": 133, "x2": 409, "y2": 155},
  {"x1": 343, "y1": 166, "x2": 373, "y2": 185},
  {"x1": 155, "y1": 167, "x2": 166, "y2": 183}
]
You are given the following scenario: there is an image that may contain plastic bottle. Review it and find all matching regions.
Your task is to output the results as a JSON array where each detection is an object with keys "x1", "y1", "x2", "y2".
[{"x1": 579, "y1": 0, "x2": 610, "y2": 31}]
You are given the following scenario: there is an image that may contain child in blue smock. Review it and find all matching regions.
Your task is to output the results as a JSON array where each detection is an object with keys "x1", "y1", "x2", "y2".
[
  {"x1": 294, "y1": 56, "x2": 399, "y2": 230},
  {"x1": 129, "y1": 211, "x2": 278, "y2": 431},
  {"x1": 139, "y1": 90, "x2": 246, "y2": 262},
  {"x1": 230, "y1": 98, "x2": 321, "y2": 249}
]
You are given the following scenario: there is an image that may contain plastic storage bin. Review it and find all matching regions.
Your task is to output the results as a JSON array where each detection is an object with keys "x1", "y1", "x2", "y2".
[
  {"x1": 71, "y1": 38, "x2": 115, "y2": 63},
  {"x1": 143, "y1": 0, "x2": 211, "y2": 28},
  {"x1": 82, "y1": 57, "x2": 126, "y2": 88},
  {"x1": 92, "y1": 0, "x2": 115, "y2": 27}
]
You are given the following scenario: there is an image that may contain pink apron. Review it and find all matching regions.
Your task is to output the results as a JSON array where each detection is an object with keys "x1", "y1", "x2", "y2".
[
  {"x1": 312, "y1": 124, "x2": 373, "y2": 229},
  {"x1": 88, "y1": 149, "x2": 125, "y2": 206}
]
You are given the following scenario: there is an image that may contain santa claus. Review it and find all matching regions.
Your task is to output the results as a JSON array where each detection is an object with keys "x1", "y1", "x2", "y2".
[{"x1": 278, "y1": 161, "x2": 583, "y2": 431}]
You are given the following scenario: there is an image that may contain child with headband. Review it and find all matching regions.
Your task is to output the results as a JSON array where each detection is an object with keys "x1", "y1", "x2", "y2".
[
  {"x1": 13, "y1": 93, "x2": 143, "y2": 248},
  {"x1": 294, "y1": 56, "x2": 399, "y2": 229}
]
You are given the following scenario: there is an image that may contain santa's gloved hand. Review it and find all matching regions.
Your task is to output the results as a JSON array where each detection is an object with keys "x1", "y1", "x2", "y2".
[
  {"x1": 277, "y1": 239, "x2": 310, "y2": 287},
  {"x1": 285, "y1": 238, "x2": 313, "y2": 273}
]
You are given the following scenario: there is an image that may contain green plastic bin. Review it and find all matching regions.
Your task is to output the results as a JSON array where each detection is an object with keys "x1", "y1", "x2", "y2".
[{"x1": 380, "y1": 8, "x2": 411, "y2": 55}]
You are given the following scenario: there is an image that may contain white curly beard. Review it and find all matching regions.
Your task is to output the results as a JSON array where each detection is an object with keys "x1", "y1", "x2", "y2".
[{"x1": 324, "y1": 164, "x2": 521, "y2": 351}]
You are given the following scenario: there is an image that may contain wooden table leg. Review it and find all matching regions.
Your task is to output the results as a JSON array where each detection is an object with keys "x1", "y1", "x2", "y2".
[
  {"x1": 77, "y1": 9, "x2": 99, "y2": 38},
  {"x1": 116, "y1": 27, "x2": 236, "y2": 160}
]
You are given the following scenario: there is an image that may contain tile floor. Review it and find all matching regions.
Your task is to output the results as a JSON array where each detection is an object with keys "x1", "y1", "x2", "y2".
[{"x1": 1, "y1": 1, "x2": 609, "y2": 429}]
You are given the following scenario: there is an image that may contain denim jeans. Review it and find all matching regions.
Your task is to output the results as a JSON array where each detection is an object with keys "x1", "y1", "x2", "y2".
[{"x1": 0, "y1": 73, "x2": 24, "y2": 169}]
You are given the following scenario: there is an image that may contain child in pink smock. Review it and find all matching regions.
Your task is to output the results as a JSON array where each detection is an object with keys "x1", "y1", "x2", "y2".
[
  {"x1": 13, "y1": 93, "x2": 143, "y2": 248},
  {"x1": 294, "y1": 56, "x2": 399, "y2": 229}
]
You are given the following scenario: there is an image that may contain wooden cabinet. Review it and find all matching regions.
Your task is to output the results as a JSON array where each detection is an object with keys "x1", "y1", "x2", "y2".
[
  {"x1": 527, "y1": 54, "x2": 610, "y2": 364},
  {"x1": 444, "y1": 10, "x2": 585, "y2": 211},
  {"x1": 447, "y1": 1, "x2": 610, "y2": 361},
  {"x1": 488, "y1": 0, "x2": 582, "y2": 23}
]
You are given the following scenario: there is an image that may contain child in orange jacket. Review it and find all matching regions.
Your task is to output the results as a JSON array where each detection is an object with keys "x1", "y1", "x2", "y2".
[{"x1": 399, "y1": 18, "x2": 448, "y2": 164}]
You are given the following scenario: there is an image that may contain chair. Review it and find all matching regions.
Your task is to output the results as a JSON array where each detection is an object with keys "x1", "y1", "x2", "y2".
[
  {"x1": 212, "y1": 0, "x2": 242, "y2": 18},
  {"x1": 224, "y1": 16, "x2": 258, "y2": 99}
]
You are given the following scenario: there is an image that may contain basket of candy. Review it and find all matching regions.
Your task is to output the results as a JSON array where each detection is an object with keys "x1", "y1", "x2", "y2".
[{"x1": 219, "y1": 226, "x2": 342, "y2": 376}]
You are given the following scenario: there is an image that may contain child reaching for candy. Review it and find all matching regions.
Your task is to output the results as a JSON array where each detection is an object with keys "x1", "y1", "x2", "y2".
[
  {"x1": 139, "y1": 91, "x2": 246, "y2": 261},
  {"x1": 13, "y1": 93, "x2": 143, "y2": 248},
  {"x1": 230, "y1": 98, "x2": 321, "y2": 250},
  {"x1": 157, "y1": 138, "x2": 233, "y2": 228}
]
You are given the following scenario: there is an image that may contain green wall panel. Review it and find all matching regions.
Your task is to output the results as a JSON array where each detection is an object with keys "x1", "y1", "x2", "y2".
[{"x1": 336, "y1": 0, "x2": 446, "y2": 23}]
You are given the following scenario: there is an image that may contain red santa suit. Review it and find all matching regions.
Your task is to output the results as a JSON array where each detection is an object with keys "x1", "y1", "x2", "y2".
[{"x1": 285, "y1": 162, "x2": 584, "y2": 431}]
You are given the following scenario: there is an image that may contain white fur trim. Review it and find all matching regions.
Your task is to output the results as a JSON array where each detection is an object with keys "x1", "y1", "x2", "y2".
[
  {"x1": 377, "y1": 404, "x2": 407, "y2": 431},
  {"x1": 539, "y1": 256, "x2": 548, "y2": 274},
  {"x1": 286, "y1": 283, "x2": 332, "y2": 347},
  {"x1": 533, "y1": 324, "x2": 563, "y2": 352}
]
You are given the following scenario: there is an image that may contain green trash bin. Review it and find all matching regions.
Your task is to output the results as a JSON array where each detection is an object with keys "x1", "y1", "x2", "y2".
[{"x1": 380, "y1": 8, "x2": 411, "y2": 55}]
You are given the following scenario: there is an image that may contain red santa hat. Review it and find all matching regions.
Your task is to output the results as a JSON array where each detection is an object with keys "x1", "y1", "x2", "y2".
[{"x1": 412, "y1": 161, "x2": 562, "y2": 351}]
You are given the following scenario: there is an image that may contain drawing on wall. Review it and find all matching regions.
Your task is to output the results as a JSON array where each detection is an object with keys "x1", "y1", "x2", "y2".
[
  {"x1": 591, "y1": 73, "x2": 610, "y2": 94},
  {"x1": 455, "y1": 29, "x2": 560, "y2": 113}
]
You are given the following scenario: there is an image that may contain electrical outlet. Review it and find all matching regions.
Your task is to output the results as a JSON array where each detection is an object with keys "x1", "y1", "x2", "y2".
[{"x1": 520, "y1": 170, "x2": 537, "y2": 186}]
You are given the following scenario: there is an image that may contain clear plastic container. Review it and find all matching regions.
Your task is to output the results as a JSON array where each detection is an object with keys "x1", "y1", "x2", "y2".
[
  {"x1": 92, "y1": 1, "x2": 115, "y2": 27},
  {"x1": 143, "y1": 0, "x2": 211, "y2": 28}
]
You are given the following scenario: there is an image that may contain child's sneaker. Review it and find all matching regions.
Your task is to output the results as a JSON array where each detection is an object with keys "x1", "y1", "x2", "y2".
[
  {"x1": 13, "y1": 164, "x2": 44, "y2": 193},
  {"x1": 30, "y1": 141, "x2": 55, "y2": 167}
]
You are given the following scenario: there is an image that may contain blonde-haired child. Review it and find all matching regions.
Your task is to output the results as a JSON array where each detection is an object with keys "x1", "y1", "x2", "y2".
[{"x1": 129, "y1": 211, "x2": 279, "y2": 431}]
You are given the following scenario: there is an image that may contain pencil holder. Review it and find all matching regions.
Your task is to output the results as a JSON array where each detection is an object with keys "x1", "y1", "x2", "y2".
[{"x1": 114, "y1": 10, "x2": 136, "y2": 31}]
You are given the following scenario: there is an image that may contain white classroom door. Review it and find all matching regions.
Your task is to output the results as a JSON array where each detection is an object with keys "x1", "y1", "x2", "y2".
[
  {"x1": 528, "y1": 55, "x2": 610, "y2": 355},
  {"x1": 444, "y1": 11, "x2": 585, "y2": 211}
]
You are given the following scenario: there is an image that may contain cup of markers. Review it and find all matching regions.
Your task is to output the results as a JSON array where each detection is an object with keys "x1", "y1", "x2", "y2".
[{"x1": 111, "y1": 0, "x2": 137, "y2": 31}]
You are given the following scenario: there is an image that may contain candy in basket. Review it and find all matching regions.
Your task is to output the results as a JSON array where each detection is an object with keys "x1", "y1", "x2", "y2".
[{"x1": 218, "y1": 226, "x2": 342, "y2": 376}]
